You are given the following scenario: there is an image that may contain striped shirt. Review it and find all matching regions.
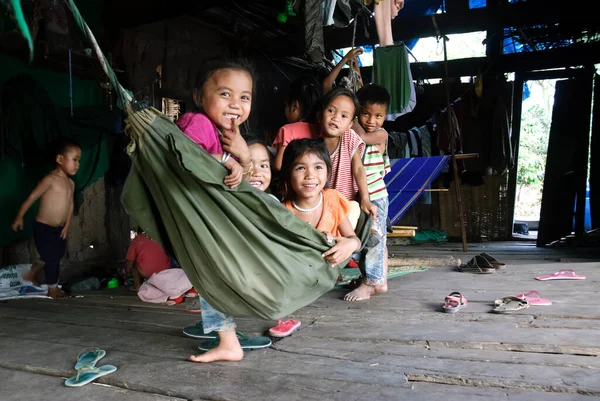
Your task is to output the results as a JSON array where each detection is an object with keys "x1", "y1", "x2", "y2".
[
  {"x1": 363, "y1": 139, "x2": 391, "y2": 201},
  {"x1": 329, "y1": 129, "x2": 365, "y2": 201}
]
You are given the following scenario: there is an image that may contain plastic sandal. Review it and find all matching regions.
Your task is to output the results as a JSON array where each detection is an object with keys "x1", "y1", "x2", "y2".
[
  {"x1": 268, "y1": 319, "x2": 301, "y2": 337},
  {"x1": 514, "y1": 290, "x2": 552, "y2": 306},
  {"x1": 480, "y1": 252, "x2": 505, "y2": 269},
  {"x1": 442, "y1": 292, "x2": 467, "y2": 313},
  {"x1": 183, "y1": 321, "x2": 245, "y2": 339},
  {"x1": 74, "y1": 348, "x2": 106, "y2": 370},
  {"x1": 197, "y1": 334, "x2": 272, "y2": 351},
  {"x1": 64, "y1": 364, "x2": 117, "y2": 387},
  {"x1": 535, "y1": 270, "x2": 586, "y2": 281},
  {"x1": 492, "y1": 296, "x2": 530, "y2": 313}
]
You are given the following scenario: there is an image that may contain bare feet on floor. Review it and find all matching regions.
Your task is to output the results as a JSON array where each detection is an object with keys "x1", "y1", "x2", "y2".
[
  {"x1": 343, "y1": 282, "x2": 387, "y2": 302},
  {"x1": 189, "y1": 329, "x2": 243, "y2": 363},
  {"x1": 47, "y1": 287, "x2": 71, "y2": 299}
]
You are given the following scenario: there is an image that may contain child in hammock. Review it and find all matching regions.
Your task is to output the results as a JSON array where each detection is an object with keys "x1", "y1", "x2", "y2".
[
  {"x1": 177, "y1": 59, "x2": 267, "y2": 363},
  {"x1": 176, "y1": 59, "x2": 254, "y2": 189},
  {"x1": 272, "y1": 76, "x2": 322, "y2": 171}
]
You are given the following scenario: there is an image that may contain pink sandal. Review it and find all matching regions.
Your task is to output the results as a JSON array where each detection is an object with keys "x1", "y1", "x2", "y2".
[
  {"x1": 442, "y1": 292, "x2": 467, "y2": 313},
  {"x1": 514, "y1": 290, "x2": 552, "y2": 305},
  {"x1": 268, "y1": 319, "x2": 301, "y2": 338},
  {"x1": 535, "y1": 269, "x2": 586, "y2": 281}
]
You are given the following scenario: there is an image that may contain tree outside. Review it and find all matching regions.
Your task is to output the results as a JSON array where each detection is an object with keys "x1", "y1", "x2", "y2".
[{"x1": 514, "y1": 80, "x2": 555, "y2": 221}]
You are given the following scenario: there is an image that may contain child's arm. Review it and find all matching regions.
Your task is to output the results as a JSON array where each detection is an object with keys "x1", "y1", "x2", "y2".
[
  {"x1": 60, "y1": 180, "x2": 75, "y2": 239},
  {"x1": 351, "y1": 151, "x2": 378, "y2": 217},
  {"x1": 221, "y1": 118, "x2": 251, "y2": 167},
  {"x1": 11, "y1": 175, "x2": 53, "y2": 231},
  {"x1": 222, "y1": 157, "x2": 244, "y2": 189},
  {"x1": 322, "y1": 48, "x2": 364, "y2": 95},
  {"x1": 274, "y1": 145, "x2": 286, "y2": 171},
  {"x1": 322, "y1": 216, "x2": 361, "y2": 266},
  {"x1": 352, "y1": 122, "x2": 388, "y2": 146}
]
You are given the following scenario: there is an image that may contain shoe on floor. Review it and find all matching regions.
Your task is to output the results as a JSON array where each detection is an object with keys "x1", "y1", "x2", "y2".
[{"x1": 268, "y1": 319, "x2": 301, "y2": 338}]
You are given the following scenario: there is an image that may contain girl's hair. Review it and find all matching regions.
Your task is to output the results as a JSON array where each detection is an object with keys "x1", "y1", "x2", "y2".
[
  {"x1": 320, "y1": 87, "x2": 360, "y2": 119},
  {"x1": 284, "y1": 76, "x2": 322, "y2": 123},
  {"x1": 242, "y1": 135, "x2": 274, "y2": 165},
  {"x1": 194, "y1": 58, "x2": 255, "y2": 98},
  {"x1": 280, "y1": 138, "x2": 331, "y2": 200}
]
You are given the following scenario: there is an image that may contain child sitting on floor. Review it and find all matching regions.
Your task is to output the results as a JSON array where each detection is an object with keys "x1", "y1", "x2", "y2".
[
  {"x1": 344, "y1": 84, "x2": 392, "y2": 302},
  {"x1": 11, "y1": 138, "x2": 81, "y2": 299},
  {"x1": 125, "y1": 228, "x2": 172, "y2": 291}
]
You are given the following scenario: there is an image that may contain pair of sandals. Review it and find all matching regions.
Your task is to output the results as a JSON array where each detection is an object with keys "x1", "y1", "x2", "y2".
[
  {"x1": 65, "y1": 348, "x2": 117, "y2": 387},
  {"x1": 443, "y1": 290, "x2": 550, "y2": 314},
  {"x1": 458, "y1": 253, "x2": 505, "y2": 274}
]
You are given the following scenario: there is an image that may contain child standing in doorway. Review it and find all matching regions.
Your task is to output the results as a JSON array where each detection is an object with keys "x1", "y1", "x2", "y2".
[
  {"x1": 11, "y1": 138, "x2": 81, "y2": 299},
  {"x1": 344, "y1": 84, "x2": 392, "y2": 302}
]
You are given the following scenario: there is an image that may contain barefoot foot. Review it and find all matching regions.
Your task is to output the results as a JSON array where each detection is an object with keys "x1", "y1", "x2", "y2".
[
  {"x1": 189, "y1": 344, "x2": 243, "y2": 363},
  {"x1": 48, "y1": 287, "x2": 71, "y2": 299},
  {"x1": 344, "y1": 283, "x2": 376, "y2": 302}
]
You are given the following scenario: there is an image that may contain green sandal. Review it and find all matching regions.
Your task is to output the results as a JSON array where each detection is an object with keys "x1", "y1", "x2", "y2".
[
  {"x1": 64, "y1": 364, "x2": 117, "y2": 387},
  {"x1": 197, "y1": 334, "x2": 272, "y2": 351}
]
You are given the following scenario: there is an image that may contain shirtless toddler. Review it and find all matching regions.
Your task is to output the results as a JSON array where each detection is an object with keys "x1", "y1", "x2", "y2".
[{"x1": 12, "y1": 138, "x2": 81, "y2": 298}]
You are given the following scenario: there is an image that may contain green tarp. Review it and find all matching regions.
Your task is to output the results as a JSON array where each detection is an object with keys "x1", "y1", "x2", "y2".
[{"x1": 122, "y1": 107, "x2": 372, "y2": 319}]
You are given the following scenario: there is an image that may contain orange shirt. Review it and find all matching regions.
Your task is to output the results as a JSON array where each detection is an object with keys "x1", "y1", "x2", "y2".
[
  {"x1": 272, "y1": 122, "x2": 318, "y2": 150},
  {"x1": 284, "y1": 189, "x2": 350, "y2": 237}
]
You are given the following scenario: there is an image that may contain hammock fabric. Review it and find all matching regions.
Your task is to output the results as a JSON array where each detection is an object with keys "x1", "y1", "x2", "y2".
[
  {"x1": 385, "y1": 156, "x2": 450, "y2": 225},
  {"x1": 6, "y1": 0, "x2": 372, "y2": 320},
  {"x1": 122, "y1": 107, "x2": 372, "y2": 319}
]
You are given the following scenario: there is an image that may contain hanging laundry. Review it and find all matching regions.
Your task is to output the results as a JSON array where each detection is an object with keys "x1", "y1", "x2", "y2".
[
  {"x1": 323, "y1": 0, "x2": 363, "y2": 28},
  {"x1": 305, "y1": 0, "x2": 325, "y2": 63},
  {"x1": 373, "y1": 45, "x2": 414, "y2": 116},
  {"x1": 373, "y1": 0, "x2": 404, "y2": 46}
]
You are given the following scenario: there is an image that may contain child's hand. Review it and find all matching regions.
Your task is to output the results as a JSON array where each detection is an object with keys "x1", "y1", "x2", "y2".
[
  {"x1": 223, "y1": 158, "x2": 244, "y2": 189},
  {"x1": 222, "y1": 118, "x2": 251, "y2": 166},
  {"x1": 11, "y1": 217, "x2": 24, "y2": 232},
  {"x1": 60, "y1": 226, "x2": 69, "y2": 240},
  {"x1": 342, "y1": 48, "x2": 363, "y2": 64},
  {"x1": 361, "y1": 198, "x2": 378, "y2": 219},
  {"x1": 322, "y1": 236, "x2": 360, "y2": 267}
]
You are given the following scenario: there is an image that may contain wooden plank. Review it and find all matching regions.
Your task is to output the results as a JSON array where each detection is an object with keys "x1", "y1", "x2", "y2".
[
  {"x1": 0, "y1": 368, "x2": 188, "y2": 401},
  {"x1": 506, "y1": 77, "x2": 524, "y2": 237}
]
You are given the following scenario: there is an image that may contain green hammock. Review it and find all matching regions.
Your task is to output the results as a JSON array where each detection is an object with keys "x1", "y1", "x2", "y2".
[{"x1": 5, "y1": 0, "x2": 372, "y2": 319}]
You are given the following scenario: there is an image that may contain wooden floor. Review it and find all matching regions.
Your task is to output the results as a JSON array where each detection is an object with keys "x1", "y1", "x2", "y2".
[{"x1": 1, "y1": 242, "x2": 599, "y2": 401}]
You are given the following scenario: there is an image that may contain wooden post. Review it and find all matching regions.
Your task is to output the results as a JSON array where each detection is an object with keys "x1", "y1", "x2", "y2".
[{"x1": 440, "y1": 27, "x2": 468, "y2": 252}]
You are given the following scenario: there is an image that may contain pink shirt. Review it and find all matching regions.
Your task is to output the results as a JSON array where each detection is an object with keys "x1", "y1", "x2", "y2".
[
  {"x1": 126, "y1": 235, "x2": 171, "y2": 278},
  {"x1": 176, "y1": 112, "x2": 223, "y2": 155},
  {"x1": 272, "y1": 122, "x2": 318, "y2": 150}
]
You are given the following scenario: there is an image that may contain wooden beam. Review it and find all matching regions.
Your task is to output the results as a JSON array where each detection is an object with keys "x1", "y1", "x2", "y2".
[
  {"x1": 259, "y1": 2, "x2": 600, "y2": 56},
  {"x1": 359, "y1": 41, "x2": 600, "y2": 80}
]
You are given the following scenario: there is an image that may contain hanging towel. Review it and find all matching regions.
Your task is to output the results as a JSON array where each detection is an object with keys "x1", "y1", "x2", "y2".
[{"x1": 373, "y1": 45, "x2": 413, "y2": 116}]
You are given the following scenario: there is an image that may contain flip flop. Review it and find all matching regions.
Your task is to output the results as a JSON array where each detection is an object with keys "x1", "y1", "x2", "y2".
[
  {"x1": 183, "y1": 321, "x2": 245, "y2": 339},
  {"x1": 64, "y1": 364, "x2": 117, "y2": 387},
  {"x1": 457, "y1": 255, "x2": 495, "y2": 274},
  {"x1": 74, "y1": 348, "x2": 106, "y2": 370},
  {"x1": 480, "y1": 252, "x2": 505, "y2": 269},
  {"x1": 492, "y1": 296, "x2": 530, "y2": 313},
  {"x1": 442, "y1": 291, "x2": 467, "y2": 313},
  {"x1": 515, "y1": 290, "x2": 552, "y2": 306},
  {"x1": 535, "y1": 269, "x2": 586, "y2": 281},
  {"x1": 197, "y1": 334, "x2": 272, "y2": 351}
]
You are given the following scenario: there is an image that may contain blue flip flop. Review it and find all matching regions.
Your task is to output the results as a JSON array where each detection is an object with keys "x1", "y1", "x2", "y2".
[
  {"x1": 74, "y1": 348, "x2": 106, "y2": 370},
  {"x1": 64, "y1": 364, "x2": 117, "y2": 387}
]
